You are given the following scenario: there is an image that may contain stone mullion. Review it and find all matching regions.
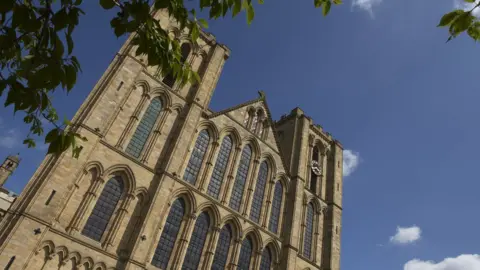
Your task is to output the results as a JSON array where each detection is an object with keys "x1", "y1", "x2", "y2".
[
  {"x1": 170, "y1": 214, "x2": 196, "y2": 269},
  {"x1": 221, "y1": 146, "x2": 242, "y2": 205},
  {"x1": 241, "y1": 159, "x2": 260, "y2": 217},
  {"x1": 298, "y1": 203, "x2": 307, "y2": 255},
  {"x1": 199, "y1": 141, "x2": 220, "y2": 192},
  {"x1": 306, "y1": 144, "x2": 314, "y2": 189},
  {"x1": 261, "y1": 179, "x2": 275, "y2": 228},
  {"x1": 314, "y1": 211, "x2": 323, "y2": 265},
  {"x1": 102, "y1": 80, "x2": 139, "y2": 136},
  {"x1": 67, "y1": 177, "x2": 105, "y2": 234},
  {"x1": 229, "y1": 238, "x2": 242, "y2": 270},
  {"x1": 104, "y1": 193, "x2": 135, "y2": 250},
  {"x1": 320, "y1": 151, "x2": 327, "y2": 200},
  {"x1": 202, "y1": 226, "x2": 221, "y2": 270},
  {"x1": 254, "y1": 248, "x2": 263, "y2": 269},
  {"x1": 115, "y1": 94, "x2": 149, "y2": 148},
  {"x1": 140, "y1": 107, "x2": 171, "y2": 163}
]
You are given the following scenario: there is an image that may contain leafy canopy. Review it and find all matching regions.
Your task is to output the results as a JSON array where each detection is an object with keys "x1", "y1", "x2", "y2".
[{"x1": 0, "y1": 0, "x2": 476, "y2": 159}]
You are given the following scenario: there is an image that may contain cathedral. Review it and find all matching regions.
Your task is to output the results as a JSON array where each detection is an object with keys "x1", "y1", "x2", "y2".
[{"x1": 0, "y1": 9, "x2": 343, "y2": 270}]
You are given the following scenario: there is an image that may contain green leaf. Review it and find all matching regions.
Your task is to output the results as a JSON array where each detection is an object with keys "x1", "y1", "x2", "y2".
[
  {"x1": 66, "y1": 33, "x2": 74, "y2": 54},
  {"x1": 198, "y1": 18, "x2": 209, "y2": 28},
  {"x1": 0, "y1": 0, "x2": 15, "y2": 13},
  {"x1": 191, "y1": 23, "x2": 200, "y2": 41},
  {"x1": 246, "y1": 3, "x2": 255, "y2": 24},
  {"x1": 99, "y1": 0, "x2": 116, "y2": 10},
  {"x1": 323, "y1": 0, "x2": 331, "y2": 16},
  {"x1": 23, "y1": 138, "x2": 35, "y2": 148},
  {"x1": 438, "y1": 10, "x2": 464, "y2": 27},
  {"x1": 449, "y1": 13, "x2": 474, "y2": 36},
  {"x1": 45, "y1": 128, "x2": 59, "y2": 144},
  {"x1": 232, "y1": 0, "x2": 242, "y2": 17},
  {"x1": 465, "y1": 0, "x2": 476, "y2": 3},
  {"x1": 314, "y1": 0, "x2": 322, "y2": 8},
  {"x1": 65, "y1": 65, "x2": 77, "y2": 91},
  {"x1": 258, "y1": 0, "x2": 264, "y2": 4}
]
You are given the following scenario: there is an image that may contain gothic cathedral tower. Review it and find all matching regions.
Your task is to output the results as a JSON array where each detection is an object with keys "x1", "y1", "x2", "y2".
[
  {"x1": 0, "y1": 9, "x2": 343, "y2": 270},
  {"x1": 0, "y1": 154, "x2": 20, "y2": 187}
]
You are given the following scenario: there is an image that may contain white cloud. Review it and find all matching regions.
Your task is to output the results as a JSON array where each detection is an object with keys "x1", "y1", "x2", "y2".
[
  {"x1": 351, "y1": 0, "x2": 382, "y2": 17},
  {"x1": 343, "y1": 149, "x2": 360, "y2": 177},
  {"x1": 404, "y1": 254, "x2": 480, "y2": 270},
  {"x1": 0, "y1": 129, "x2": 21, "y2": 149},
  {"x1": 454, "y1": 0, "x2": 480, "y2": 18},
  {"x1": 390, "y1": 225, "x2": 422, "y2": 245}
]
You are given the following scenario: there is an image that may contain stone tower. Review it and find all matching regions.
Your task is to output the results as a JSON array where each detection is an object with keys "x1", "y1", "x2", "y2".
[
  {"x1": 0, "y1": 154, "x2": 20, "y2": 187},
  {"x1": 0, "y1": 9, "x2": 343, "y2": 270}
]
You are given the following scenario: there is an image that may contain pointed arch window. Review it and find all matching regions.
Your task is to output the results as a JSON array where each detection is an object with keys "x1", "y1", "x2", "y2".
[
  {"x1": 250, "y1": 161, "x2": 268, "y2": 223},
  {"x1": 207, "y1": 136, "x2": 233, "y2": 199},
  {"x1": 183, "y1": 130, "x2": 210, "y2": 185},
  {"x1": 126, "y1": 97, "x2": 162, "y2": 158},
  {"x1": 211, "y1": 224, "x2": 232, "y2": 270},
  {"x1": 182, "y1": 212, "x2": 210, "y2": 270},
  {"x1": 303, "y1": 203, "x2": 315, "y2": 259},
  {"x1": 151, "y1": 198, "x2": 185, "y2": 269},
  {"x1": 310, "y1": 146, "x2": 319, "y2": 193},
  {"x1": 229, "y1": 145, "x2": 252, "y2": 211},
  {"x1": 162, "y1": 43, "x2": 191, "y2": 88},
  {"x1": 238, "y1": 237, "x2": 253, "y2": 270},
  {"x1": 82, "y1": 176, "x2": 123, "y2": 241},
  {"x1": 268, "y1": 181, "x2": 283, "y2": 233},
  {"x1": 260, "y1": 247, "x2": 272, "y2": 270}
]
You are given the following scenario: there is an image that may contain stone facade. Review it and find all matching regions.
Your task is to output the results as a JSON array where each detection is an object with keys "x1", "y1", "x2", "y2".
[{"x1": 0, "y1": 10, "x2": 343, "y2": 270}]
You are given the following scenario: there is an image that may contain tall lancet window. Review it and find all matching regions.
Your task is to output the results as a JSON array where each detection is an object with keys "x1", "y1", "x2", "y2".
[
  {"x1": 268, "y1": 181, "x2": 283, "y2": 234},
  {"x1": 237, "y1": 237, "x2": 253, "y2": 270},
  {"x1": 207, "y1": 136, "x2": 233, "y2": 199},
  {"x1": 151, "y1": 198, "x2": 185, "y2": 269},
  {"x1": 183, "y1": 130, "x2": 210, "y2": 185},
  {"x1": 303, "y1": 202, "x2": 315, "y2": 259},
  {"x1": 82, "y1": 176, "x2": 123, "y2": 241},
  {"x1": 260, "y1": 247, "x2": 272, "y2": 270},
  {"x1": 310, "y1": 146, "x2": 320, "y2": 193},
  {"x1": 212, "y1": 225, "x2": 232, "y2": 270},
  {"x1": 182, "y1": 212, "x2": 210, "y2": 270},
  {"x1": 250, "y1": 161, "x2": 268, "y2": 223},
  {"x1": 162, "y1": 43, "x2": 191, "y2": 88},
  {"x1": 126, "y1": 97, "x2": 162, "y2": 158},
  {"x1": 229, "y1": 145, "x2": 252, "y2": 211}
]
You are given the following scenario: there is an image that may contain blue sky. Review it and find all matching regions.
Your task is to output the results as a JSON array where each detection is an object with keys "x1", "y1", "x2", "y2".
[{"x1": 1, "y1": 0, "x2": 480, "y2": 269}]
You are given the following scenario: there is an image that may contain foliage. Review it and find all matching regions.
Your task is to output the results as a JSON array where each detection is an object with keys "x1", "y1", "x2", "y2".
[
  {"x1": 0, "y1": 0, "x2": 341, "y2": 158},
  {"x1": 438, "y1": 0, "x2": 480, "y2": 41}
]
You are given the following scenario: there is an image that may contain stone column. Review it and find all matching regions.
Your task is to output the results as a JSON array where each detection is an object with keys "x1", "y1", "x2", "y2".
[
  {"x1": 140, "y1": 107, "x2": 171, "y2": 163},
  {"x1": 254, "y1": 248, "x2": 263, "y2": 269},
  {"x1": 261, "y1": 179, "x2": 275, "y2": 228},
  {"x1": 105, "y1": 193, "x2": 135, "y2": 250},
  {"x1": 202, "y1": 226, "x2": 221, "y2": 270},
  {"x1": 199, "y1": 141, "x2": 220, "y2": 192},
  {"x1": 170, "y1": 213, "x2": 196, "y2": 269},
  {"x1": 221, "y1": 146, "x2": 242, "y2": 205},
  {"x1": 229, "y1": 238, "x2": 242, "y2": 270},
  {"x1": 241, "y1": 158, "x2": 260, "y2": 217},
  {"x1": 67, "y1": 176, "x2": 105, "y2": 234}
]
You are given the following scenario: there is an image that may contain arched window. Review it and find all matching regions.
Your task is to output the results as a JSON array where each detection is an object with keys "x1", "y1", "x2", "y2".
[
  {"x1": 250, "y1": 161, "x2": 268, "y2": 223},
  {"x1": 207, "y1": 136, "x2": 233, "y2": 199},
  {"x1": 211, "y1": 225, "x2": 232, "y2": 270},
  {"x1": 237, "y1": 237, "x2": 253, "y2": 270},
  {"x1": 229, "y1": 145, "x2": 252, "y2": 211},
  {"x1": 310, "y1": 146, "x2": 319, "y2": 193},
  {"x1": 182, "y1": 212, "x2": 210, "y2": 270},
  {"x1": 268, "y1": 181, "x2": 283, "y2": 233},
  {"x1": 82, "y1": 176, "x2": 123, "y2": 241},
  {"x1": 151, "y1": 198, "x2": 185, "y2": 269},
  {"x1": 250, "y1": 114, "x2": 258, "y2": 132},
  {"x1": 183, "y1": 130, "x2": 210, "y2": 185},
  {"x1": 126, "y1": 98, "x2": 163, "y2": 158},
  {"x1": 162, "y1": 43, "x2": 191, "y2": 88},
  {"x1": 260, "y1": 247, "x2": 272, "y2": 270},
  {"x1": 303, "y1": 203, "x2": 314, "y2": 259}
]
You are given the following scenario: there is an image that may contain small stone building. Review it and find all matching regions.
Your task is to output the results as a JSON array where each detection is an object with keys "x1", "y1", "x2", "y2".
[{"x1": 0, "y1": 9, "x2": 343, "y2": 270}]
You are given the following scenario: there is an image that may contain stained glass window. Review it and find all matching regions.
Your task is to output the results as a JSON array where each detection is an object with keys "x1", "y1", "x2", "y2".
[
  {"x1": 182, "y1": 212, "x2": 210, "y2": 270},
  {"x1": 229, "y1": 145, "x2": 252, "y2": 211},
  {"x1": 250, "y1": 161, "x2": 268, "y2": 223},
  {"x1": 211, "y1": 225, "x2": 232, "y2": 270},
  {"x1": 207, "y1": 136, "x2": 233, "y2": 199},
  {"x1": 82, "y1": 176, "x2": 123, "y2": 241},
  {"x1": 162, "y1": 43, "x2": 191, "y2": 88},
  {"x1": 303, "y1": 203, "x2": 314, "y2": 259},
  {"x1": 260, "y1": 248, "x2": 272, "y2": 270},
  {"x1": 237, "y1": 237, "x2": 253, "y2": 270},
  {"x1": 183, "y1": 130, "x2": 210, "y2": 185},
  {"x1": 126, "y1": 98, "x2": 162, "y2": 158},
  {"x1": 151, "y1": 198, "x2": 185, "y2": 269},
  {"x1": 268, "y1": 181, "x2": 283, "y2": 234}
]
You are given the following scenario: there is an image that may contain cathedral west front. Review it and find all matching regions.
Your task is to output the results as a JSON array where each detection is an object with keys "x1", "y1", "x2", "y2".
[{"x1": 0, "y1": 9, "x2": 343, "y2": 270}]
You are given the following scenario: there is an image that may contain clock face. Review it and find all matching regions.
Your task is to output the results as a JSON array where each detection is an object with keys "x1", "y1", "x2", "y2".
[{"x1": 311, "y1": 160, "x2": 322, "y2": 175}]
